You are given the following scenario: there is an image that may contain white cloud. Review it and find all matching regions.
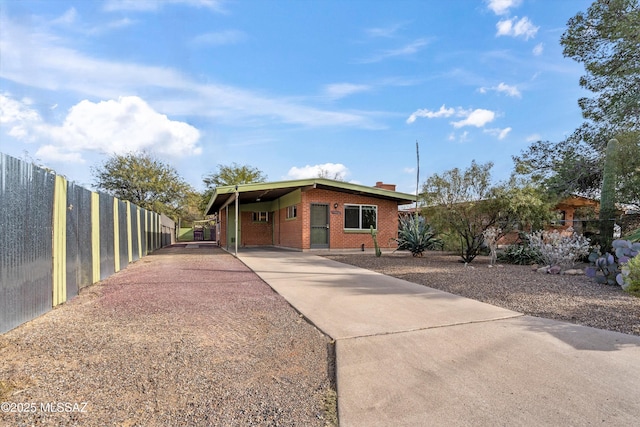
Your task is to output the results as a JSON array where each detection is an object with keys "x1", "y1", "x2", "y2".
[
  {"x1": 496, "y1": 83, "x2": 520, "y2": 97},
  {"x1": 499, "y1": 127, "x2": 512, "y2": 139},
  {"x1": 403, "y1": 167, "x2": 415, "y2": 174},
  {"x1": 191, "y1": 30, "x2": 246, "y2": 46},
  {"x1": 365, "y1": 23, "x2": 406, "y2": 38},
  {"x1": 0, "y1": 94, "x2": 43, "y2": 140},
  {"x1": 484, "y1": 127, "x2": 512, "y2": 139},
  {"x1": 35, "y1": 145, "x2": 86, "y2": 163},
  {"x1": 324, "y1": 83, "x2": 371, "y2": 100},
  {"x1": 496, "y1": 17, "x2": 539, "y2": 40},
  {"x1": 0, "y1": 17, "x2": 379, "y2": 130},
  {"x1": 358, "y1": 38, "x2": 430, "y2": 63},
  {"x1": 52, "y1": 8, "x2": 78, "y2": 25},
  {"x1": 526, "y1": 133, "x2": 541, "y2": 142},
  {"x1": 287, "y1": 163, "x2": 349, "y2": 180},
  {"x1": 486, "y1": 0, "x2": 521, "y2": 15},
  {"x1": 533, "y1": 43, "x2": 544, "y2": 56},
  {"x1": 479, "y1": 83, "x2": 521, "y2": 97},
  {"x1": 103, "y1": 0, "x2": 226, "y2": 13},
  {"x1": 451, "y1": 109, "x2": 496, "y2": 128},
  {"x1": 50, "y1": 7, "x2": 135, "y2": 35},
  {"x1": 47, "y1": 96, "x2": 201, "y2": 157},
  {"x1": 406, "y1": 104, "x2": 455, "y2": 124},
  {"x1": 408, "y1": 105, "x2": 498, "y2": 129},
  {"x1": 1, "y1": 95, "x2": 202, "y2": 163}
]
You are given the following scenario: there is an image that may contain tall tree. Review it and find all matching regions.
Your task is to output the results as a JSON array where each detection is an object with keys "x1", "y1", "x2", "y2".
[
  {"x1": 92, "y1": 152, "x2": 193, "y2": 220},
  {"x1": 201, "y1": 163, "x2": 267, "y2": 212},
  {"x1": 203, "y1": 163, "x2": 267, "y2": 188},
  {"x1": 514, "y1": 0, "x2": 639, "y2": 206},
  {"x1": 561, "y1": 0, "x2": 640, "y2": 146},
  {"x1": 422, "y1": 161, "x2": 552, "y2": 263}
]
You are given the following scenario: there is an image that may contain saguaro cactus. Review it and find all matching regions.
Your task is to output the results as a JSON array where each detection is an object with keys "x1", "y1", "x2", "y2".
[{"x1": 599, "y1": 138, "x2": 618, "y2": 252}]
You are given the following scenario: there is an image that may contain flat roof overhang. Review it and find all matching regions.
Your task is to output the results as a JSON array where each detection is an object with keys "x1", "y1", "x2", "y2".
[{"x1": 205, "y1": 178, "x2": 416, "y2": 215}]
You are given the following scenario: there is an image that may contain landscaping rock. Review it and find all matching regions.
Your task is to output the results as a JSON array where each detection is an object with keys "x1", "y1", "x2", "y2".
[{"x1": 548, "y1": 265, "x2": 563, "y2": 275}]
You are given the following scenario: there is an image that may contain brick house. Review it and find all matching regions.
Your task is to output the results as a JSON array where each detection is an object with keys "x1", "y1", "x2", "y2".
[{"x1": 205, "y1": 178, "x2": 415, "y2": 251}]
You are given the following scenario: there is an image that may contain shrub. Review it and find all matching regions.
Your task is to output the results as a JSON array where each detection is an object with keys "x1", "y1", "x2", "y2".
[
  {"x1": 527, "y1": 229, "x2": 591, "y2": 268},
  {"x1": 497, "y1": 234, "x2": 543, "y2": 265},
  {"x1": 395, "y1": 216, "x2": 443, "y2": 257},
  {"x1": 619, "y1": 254, "x2": 640, "y2": 296}
]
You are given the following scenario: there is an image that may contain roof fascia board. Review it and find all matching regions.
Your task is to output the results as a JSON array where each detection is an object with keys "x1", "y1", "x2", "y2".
[{"x1": 206, "y1": 178, "x2": 416, "y2": 214}]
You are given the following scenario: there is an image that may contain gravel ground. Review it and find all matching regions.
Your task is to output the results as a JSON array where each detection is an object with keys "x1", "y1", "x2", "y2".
[
  {"x1": 323, "y1": 251, "x2": 640, "y2": 336},
  {"x1": 1, "y1": 245, "x2": 336, "y2": 427}
]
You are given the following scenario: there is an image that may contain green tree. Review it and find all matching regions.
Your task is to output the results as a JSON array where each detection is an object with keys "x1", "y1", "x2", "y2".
[
  {"x1": 514, "y1": 0, "x2": 639, "y2": 206},
  {"x1": 92, "y1": 152, "x2": 194, "y2": 220},
  {"x1": 422, "y1": 161, "x2": 552, "y2": 263},
  {"x1": 561, "y1": 0, "x2": 639, "y2": 146},
  {"x1": 203, "y1": 163, "x2": 267, "y2": 188},
  {"x1": 201, "y1": 163, "x2": 267, "y2": 212}
]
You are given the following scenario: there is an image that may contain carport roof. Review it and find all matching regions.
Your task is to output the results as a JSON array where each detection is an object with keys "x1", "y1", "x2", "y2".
[{"x1": 205, "y1": 178, "x2": 416, "y2": 215}]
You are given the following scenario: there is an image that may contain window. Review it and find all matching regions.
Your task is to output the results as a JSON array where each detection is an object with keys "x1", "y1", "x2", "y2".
[
  {"x1": 344, "y1": 204, "x2": 377, "y2": 230},
  {"x1": 252, "y1": 211, "x2": 268, "y2": 222},
  {"x1": 286, "y1": 205, "x2": 297, "y2": 219}
]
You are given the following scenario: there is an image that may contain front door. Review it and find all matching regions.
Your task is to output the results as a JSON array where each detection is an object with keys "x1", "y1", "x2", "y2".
[{"x1": 310, "y1": 203, "x2": 329, "y2": 248}]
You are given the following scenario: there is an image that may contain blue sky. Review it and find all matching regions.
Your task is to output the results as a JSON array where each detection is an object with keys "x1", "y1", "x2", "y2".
[{"x1": 0, "y1": 0, "x2": 592, "y2": 194}]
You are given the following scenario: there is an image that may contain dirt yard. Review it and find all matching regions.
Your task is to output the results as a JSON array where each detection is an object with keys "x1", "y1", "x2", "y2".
[
  {"x1": 0, "y1": 245, "x2": 335, "y2": 427},
  {"x1": 323, "y1": 251, "x2": 640, "y2": 336}
]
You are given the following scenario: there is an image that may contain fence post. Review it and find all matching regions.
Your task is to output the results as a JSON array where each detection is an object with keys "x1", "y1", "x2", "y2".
[
  {"x1": 52, "y1": 175, "x2": 67, "y2": 306},
  {"x1": 126, "y1": 201, "x2": 133, "y2": 263},
  {"x1": 91, "y1": 192, "x2": 101, "y2": 283},
  {"x1": 113, "y1": 198, "x2": 120, "y2": 272}
]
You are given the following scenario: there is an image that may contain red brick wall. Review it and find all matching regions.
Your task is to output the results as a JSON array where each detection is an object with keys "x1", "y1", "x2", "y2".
[
  {"x1": 300, "y1": 189, "x2": 399, "y2": 250},
  {"x1": 218, "y1": 188, "x2": 401, "y2": 250},
  {"x1": 240, "y1": 211, "x2": 272, "y2": 246},
  {"x1": 274, "y1": 205, "x2": 303, "y2": 249}
]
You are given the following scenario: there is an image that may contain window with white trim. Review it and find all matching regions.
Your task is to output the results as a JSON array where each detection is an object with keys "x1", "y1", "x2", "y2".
[
  {"x1": 344, "y1": 204, "x2": 377, "y2": 230},
  {"x1": 252, "y1": 211, "x2": 268, "y2": 222},
  {"x1": 286, "y1": 205, "x2": 297, "y2": 219}
]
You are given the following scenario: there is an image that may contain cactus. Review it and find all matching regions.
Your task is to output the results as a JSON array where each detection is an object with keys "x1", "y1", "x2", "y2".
[
  {"x1": 585, "y1": 252, "x2": 618, "y2": 285},
  {"x1": 585, "y1": 239, "x2": 640, "y2": 287},
  {"x1": 370, "y1": 226, "x2": 382, "y2": 257},
  {"x1": 612, "y1": 239, "x2": 640, "y2": 263},
  {"x1": 598, "y1": 138, "x2": 618, "y2": 252}
]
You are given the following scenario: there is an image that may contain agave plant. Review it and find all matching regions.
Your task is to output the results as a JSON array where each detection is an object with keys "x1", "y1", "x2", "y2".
[{"x1": 394, "y1": 216, "x2": 443, "y2": 257}]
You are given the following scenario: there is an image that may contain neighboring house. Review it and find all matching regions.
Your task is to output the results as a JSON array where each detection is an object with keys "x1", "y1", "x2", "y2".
[
  {"x1": 205, "y1": 178, "x2": 415, "y2": 251},
  {"x1": 551, "y1": 195, "x2": 600, "y2": 234}
]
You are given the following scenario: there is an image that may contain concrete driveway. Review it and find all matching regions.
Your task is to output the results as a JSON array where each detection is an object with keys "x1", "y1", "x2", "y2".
[{"x1": 238, "y1": 249, "x2": 640, "y2": 426}]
